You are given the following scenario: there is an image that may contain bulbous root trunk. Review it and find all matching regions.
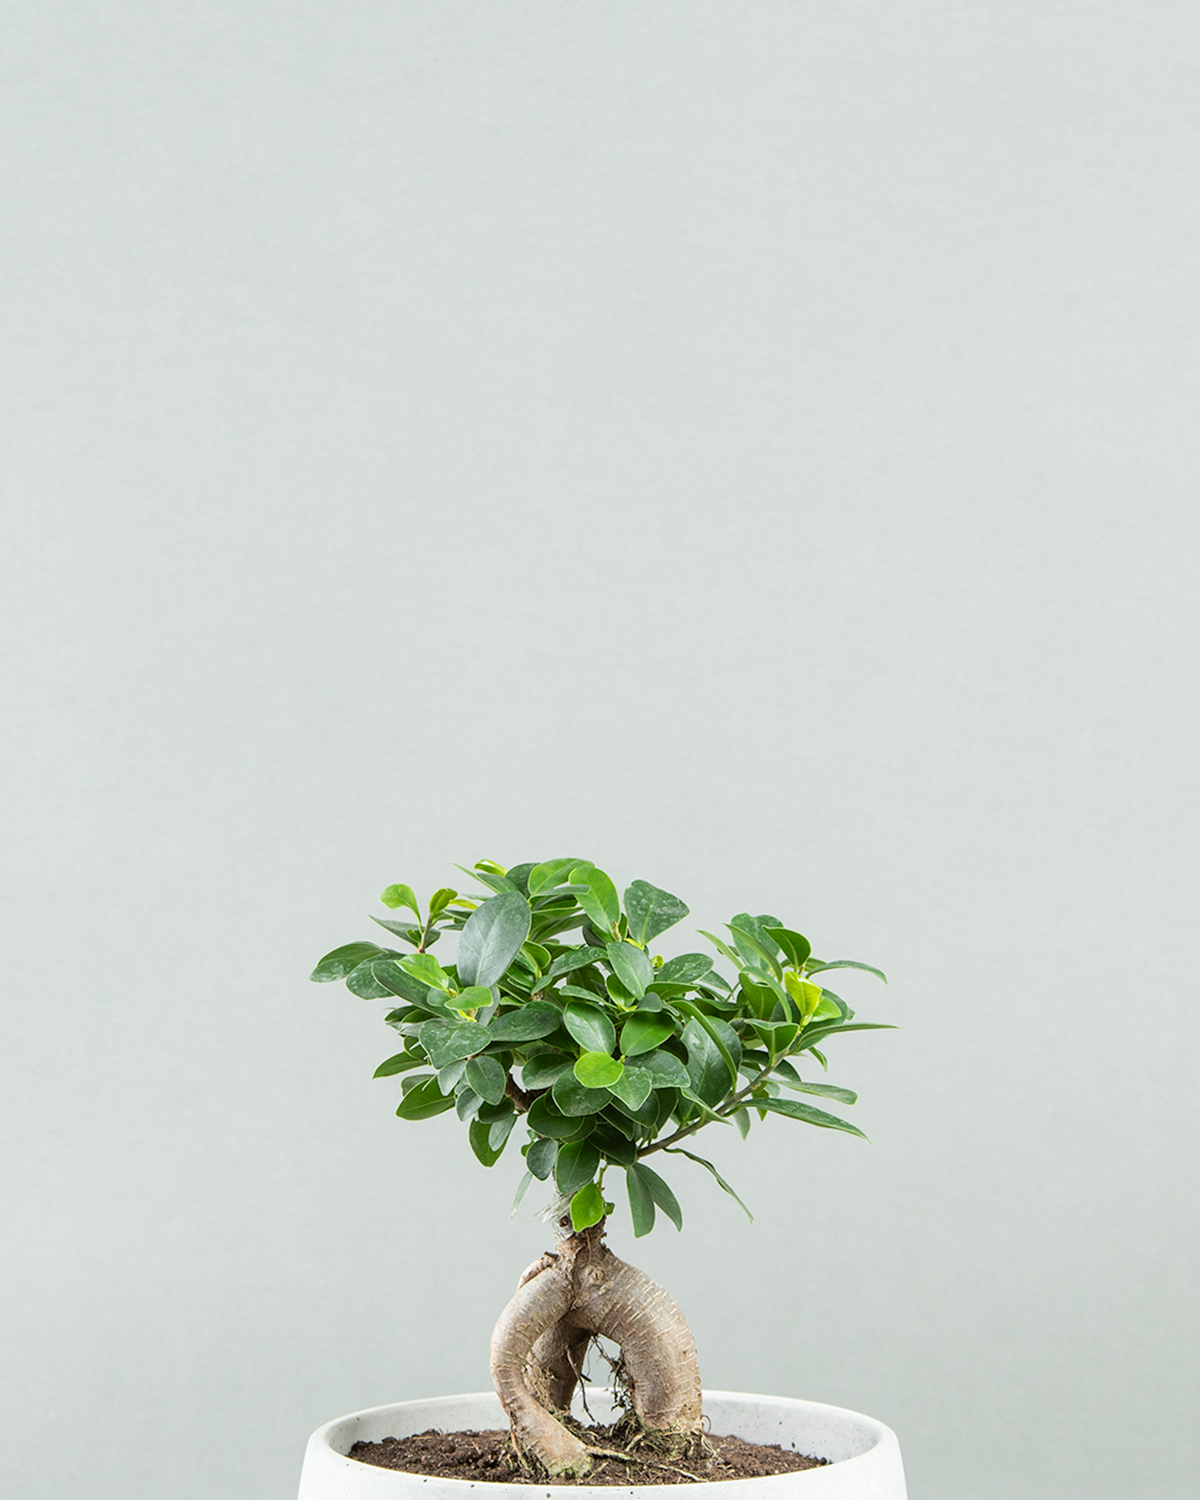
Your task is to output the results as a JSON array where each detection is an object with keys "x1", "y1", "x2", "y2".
[{"x1": 490, "y1": 1224, "x2": 702, "y2": 1478}]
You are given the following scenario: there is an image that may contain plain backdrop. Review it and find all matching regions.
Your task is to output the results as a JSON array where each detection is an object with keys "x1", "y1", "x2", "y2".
[{"x1": 3, "y1": 4, "x2": 1198, "y2": 1498}]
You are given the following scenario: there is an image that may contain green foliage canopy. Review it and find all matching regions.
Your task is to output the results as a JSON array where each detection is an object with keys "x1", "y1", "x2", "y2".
[{"x1": 312, "y1": 859, "x2": 893, "y2": 1237}]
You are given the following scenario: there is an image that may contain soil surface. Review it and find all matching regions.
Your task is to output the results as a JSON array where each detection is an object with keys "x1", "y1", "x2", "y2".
[{"x1": 348, "y1": 1423, "x2": 829, "y2": 1486}]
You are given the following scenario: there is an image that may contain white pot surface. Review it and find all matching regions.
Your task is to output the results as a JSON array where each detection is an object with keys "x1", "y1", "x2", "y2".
[{"x1": 297, "y1": 1390, "x2": 907, "y2": 1500}]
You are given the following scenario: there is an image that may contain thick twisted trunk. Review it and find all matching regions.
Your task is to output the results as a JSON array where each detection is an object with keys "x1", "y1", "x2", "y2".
[{"x1": 489, "y1": 1224, "x2": 703, "y2": 1478}]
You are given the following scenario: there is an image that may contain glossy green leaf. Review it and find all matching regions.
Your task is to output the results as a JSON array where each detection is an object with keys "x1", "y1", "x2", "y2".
[
  {"x1": 468, "y1": 1114, "x2": 510, "y2": 1166},
  {"x1": 563, "y1": 1002, "x2": 616, "y2": 1056},
  {"x1": 762, "y1": 926, "x2": 811, "y2": 970},
  {"x1": 552, "y1": 1069, "x2": 612, "y2": 1117},
  {"x1": 417, "y1": 1018, "x2": 490, "y2": 1069},
  {"x1": 757, "y1": 1097, "x2": 868, "y2": 1139},
  {"x1": 619, "y1": 1011, "x2": 676, "y2": 1057},
  {"x1": 455, "y1": 1087, "x2": 482, "y2": 1121},
  {"x1": 656, "y1": 953, "x2": 714, "y2": 986},
  {"x1": 456, "y1": 864, "x2": 518, "y2": 895},
  {"x1": 636, "y1": 1163, "x2": 683, "y2": 1231},
  {"x1": 676, "y1": 1005, "x2": 740, "y2": 1092},
  {"x1": 808, "y1": 958, "x2": 888, "y2": 982},
  {"x1": 531, "y1": 947, "x2": 607, "y2": 993},
  {"x1": 345, "y1": 961, "x2": 396, "y2": 1000},
  {"x1": 625, "y1": 1163, "x2": 656, "y2": 1236},
  {"x1": 380, "y1": 884, "x2": 420, "y2": 916},
  {"x1": 525, "y1": 1135, "x2": 559, "y2": 1179},
  {"x1": 606, "y1": 1065, "x2": 652, "y2": 1110},
  {"x1": 571, "y1": 866, "x2": 620, "y2": 935},
  {"x1": 728, "y1": 915, "x2": 782, "y2": 978},
  {"x1": 698, "y1": 928, "x2": 744, "y2": 968},
  {"x1": 488, "y1": 1001, "x2": 564, "y2": 1043},
  {"x1": 520, "y1": 1051, "x2": 572, "y2": 1089},
  {"x1": 665, "y1": 1147, "x2": 753, "y2": 1221},
  {"x1": 311, "y1": 941, "x2": 388, "y2": 982},
  {"x1": 574, "y1": 1052, "x2": 625, "y2": 1088},
  {"x1": 731, "y1": 1106, "x2": 751, "y2": 1138},
  {"x1": 455, "y1": 892, "x2": 532, "y2": 988},
  {"x1": 605, "y1": 942, "x2": 655, "y2": 999},
  {"x1": 369, "y1": 915, "x2": 423, "y2": 942},
  {"x1": 399, "y1": 953, "x2": 452, "y2": 991},
  {"x1": 770, "y1": 1062, "x2": 857, "y2": 1105},
  {"x1": 527, "y1": 1094, "x2": 592, "y2": 1139},
  {"x1": 437, "y1": 1058, "x2": 467, "y2": 1093},
  {"x1": 555, "y1": 1140, "x2": 601, "y2": 1196},
  {"x1": 637, "y1": 1048, "x2": 690, "y2": 1088},
  {"x1": 623, "y1": 880, "x2": 689, "y2": 945},
  {"x1": 511, "y1": 1170, "x2": 533, "y2": 1214},
  {"x1": 464, "y1": 1055, "x2": 508, "y2": 1106},
  {"x1": 394, "y1": 1076, "x2": 455, "y2": 1121},
  {"x1": 372, "y1": 1050, "x2": 427, "y2": 1078},
  {"x1": 590, "y1": 1122, "x2": 638, "y2": 1165},
  {"x1": 369, "y1": 959, "x2": 433, "y2": 1005},
  {"x1": 528, "y1": 858, "x2": 592, "y2": 895},
  {"x1": 570, "y1": 1182, "x2": 607, "y2": 1231}
]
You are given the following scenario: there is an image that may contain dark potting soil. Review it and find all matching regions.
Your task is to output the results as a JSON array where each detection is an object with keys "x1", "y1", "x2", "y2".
[{"x1": 347, "y1": 1423, "x2": 829, "y2": 1486}]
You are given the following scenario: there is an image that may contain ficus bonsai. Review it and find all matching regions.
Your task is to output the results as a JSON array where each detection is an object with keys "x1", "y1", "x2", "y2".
[{"x1": 312, "y1": 858, "x2": 892, "y2": 1479}]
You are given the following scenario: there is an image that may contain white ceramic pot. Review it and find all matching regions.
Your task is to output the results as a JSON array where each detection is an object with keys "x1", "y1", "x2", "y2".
[{"x1": 297, "y1": 1389, "x2": 907, "y2": 1500}]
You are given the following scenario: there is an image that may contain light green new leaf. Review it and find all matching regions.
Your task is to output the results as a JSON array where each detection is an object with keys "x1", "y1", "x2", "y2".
[
  {"x1": 399, "y1": 952, "x2": 452, "y2": 991},
  {"x1": 455, "y1": 891, "x2": 532, "y2": 988},
  {"x1": 570, "y1": 1182, "x2": 607, "y2": 1231},
  {"x1": 606, "y1": 941, "x2": 655, "y2": 999},
  {"x1": 563, "y1": 1002, "x2": 617, "y2": 1056},
  {"x1": 624, "y1": 880, "x2": 690, "y2": 946},
  {"x1": 571, "y1": 866, "x2": 621, "y2": 934},
  {"x1": 380, "y1": 884, "x2": 420, "y2": 916},
  {"x1": 574, "y1": 1052, "x2": 624, "y2": 1088}
]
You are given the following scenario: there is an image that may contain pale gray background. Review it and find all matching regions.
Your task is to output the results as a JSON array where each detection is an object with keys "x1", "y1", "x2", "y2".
[{"x1": 3, "y1": 3, "x2": 1197, "y2": 1498}]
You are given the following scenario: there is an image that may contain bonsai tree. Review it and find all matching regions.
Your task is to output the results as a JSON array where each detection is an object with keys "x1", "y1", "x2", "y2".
[{"x1": 312, "y1": 858, "x2": 892, "y2": 1478}]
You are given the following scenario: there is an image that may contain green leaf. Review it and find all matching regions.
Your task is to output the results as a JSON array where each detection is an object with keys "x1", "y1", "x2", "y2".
[
  {"x1": 528, "y1": 858, "x2": 592, "y2": 896},
  {"x1": 310, "y1": 941, "x2": 388, "y2": 982},
  {"x1": 756, "y1": 1097, "x2": 868, "y2": 1139},
  {"x1": 469, "y1": 1114, "x2": 512, "y2": 1166},
  {"x1": 527, "y1": 1095, "x2": 593, "y2": 1139},
  {"x1": 806, "y1": 959, "x2": 888, "y2": 983},
  {"x1": 574, "y1": 1052, "x2": 625, "y2": 1088},
  {"x1": 635, "y1": 1163, "x2": 683, "y2": 1231},
  {"x1": 570, "y1": 1182, "x2": 607, "y2": 1231},
  {"x1": 464, "y1": 1055, "x2": 508, "y2": 1106},
  {"x1": 456, "y1": 892, "x2": 533, "y2": 988},
  {"x1": 488, "y1": 1001, "x2": 564, "y2": 1044},
  {"x1": 563, "y1": 1002, "x2": 617, "y2": 1056},
  {"x1": 455, "y1": 1087, "x2": 482, "y2": 1121},
  {"x1": 369, "y1": 959, "x2": 434, "y2": 1005},
  {"x1": 369, "y1": 915, "x2": 423, "y2": 942},
  {"x1": 394, "y1": 1077, "x2": 455, "y2": 1121},
  {"x1": 698, "y1": 928, "x2": 744, "y2": 969},
  {"x1": 531, "y1": 947, "x2": 607, "y2": 993},
  {"x1": 456, "y1": 864, "x2": 518, "y2": 894},
  {"x1": 555, "y1": 1140, "x2": 601, "y2": 1196},
  {"x1": 437, "y1": 1058, "x2": 467, "y2": 1093},
  {"x1": 428, "y1": 887, "x2": 457, "y2": 915},
  {"x1": 520, "y1": 1051, "x2": 572, "y2": 1089},
  {"x1": 372, "y1": 1050, "x2": 427, "y2": 1078},
  {"x1": 637, "y1": 1048, "x2": 690, "y2": 1088},
  {"x1": 455, "y1": 985, "x2": 495, "y2": 1013},
  {"x1": 606, "y1": 1065, "x2": 652, "y2": 1110},
  {"x1": 677, "y1": 1006, "x2": 739, "y2": 1098},
  {"x1": 731, "y1": 1107, "x2": 751, "y2": 1139},
  {"x1": 552, "y1": 1069, "x2": 612, "y2": 1118},
  {"x1": 728, "y1": 915, "x2": 782, "y2": 978},
  {"x1": 345, "y1": 961, "x2": 396, "y2": 1000},
  {"x1": 511, "y1": 1170, "x2": 533, "y2": 1214},
  {"x1": 525, "y1": 1136, "x2": 559, "y2": 1179},
  {"x1": 625, "y1": 1163, "x2": 656, "y2": 1236},
  {"x1": 656, "y1": 953, "x2": 714, "y2": 986},
  {"x1": 665, "y1": 1147, "x2": 753, "y2": 1221},
  {"x1": 771, "y1": 1062, "x2": 858, "y2": 1105},
  {"x1": 380, "y1": 884, "x2": 420, "y2": 916},
  {"x1": 623, "y1": 880, "x2": 689, "y2": 945},
  {"x1": 590, "y1": 1122, "x2": 638, "y2": 1165},
  {"x1": 417, "y1": 1018, "x2": 491, "y2": 1069},
  {"x1": 571, "y1": 866, "x2": 620, "y2": 935},
  {"x1": 763, "y1": 926, "x2": 812, "y2": 970},
  {"x1": 606, "y1": 941, "x2": 654, "y2": 999},
  {"x1": 619, "y1": 1011, "x2": 676, "y2": 1057},
  {"x1": 399, "y1": 952, "x2": 453, "y2": 991}
]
